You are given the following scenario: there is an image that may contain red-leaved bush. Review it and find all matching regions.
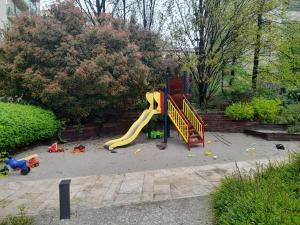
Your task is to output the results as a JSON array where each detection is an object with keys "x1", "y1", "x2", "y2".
[{"x1": 0, "y1": 1, "x2": 162, "y2": 123}]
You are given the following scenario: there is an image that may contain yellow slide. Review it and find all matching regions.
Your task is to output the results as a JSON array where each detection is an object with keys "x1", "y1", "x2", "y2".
[{"x1": 104, "y1": 92, "x2": 162, "y2": 151}]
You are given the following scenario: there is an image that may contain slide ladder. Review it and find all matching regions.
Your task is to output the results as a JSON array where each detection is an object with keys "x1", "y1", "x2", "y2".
[
  {"x1": 182, "y1": 96, "x2": 204, "y2": 147},
  {"x1": 168, "y1": 95, "x2": 204, "y2": 149}
]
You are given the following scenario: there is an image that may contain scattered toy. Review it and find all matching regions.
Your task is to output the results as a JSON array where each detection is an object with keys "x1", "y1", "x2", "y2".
[
  {"x1": 27, "y1": 158, "x2": 40, "y2": 168},
  {"x1": 48, "y1": 143, "x2": 64, "y2": 153},
  {"x1": 206, "y1": 140, "x2": 212, "y2": 144},
  {"x1": 156, "y1": 142, "x2": 167, "y2": 150},
  {"x1": 204, "y1": 150, "x2": 217, "y2": 159},
  {"x1": 135, "y1": 148, "x2": 141, "y2": 154},
  {"x1": 246, "y1": 147, "x2": 256, "y2": 152},
  {"x1": 111, "y1": 150, "x2": 118, "y2": 153},
  {"x1": 204, "y1": 151, "x2": 214, "y2": 157},
  {"x1": 276, "y1": 144, "x2": 285, "y2": 150},
  {"x1": 4, "y1": 157, "x2": 31, "y2": 175},
  {"x1": 187, "y1": 154, "x2": 194, "y2": 157},
  {"x1": 71, "y1": 145, "x2": 86, "y2": 153},
  {"x1": 148, "y1": 131, "x2": 164, "y2": 139},
  {"x1": 246, "y1": 147, "x2": 256, "y2": 157}
]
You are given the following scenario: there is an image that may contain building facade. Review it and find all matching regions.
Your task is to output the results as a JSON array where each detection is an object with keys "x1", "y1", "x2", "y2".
[{"x1": 0, "y1": 0, "x2": 40, "y2": 29}]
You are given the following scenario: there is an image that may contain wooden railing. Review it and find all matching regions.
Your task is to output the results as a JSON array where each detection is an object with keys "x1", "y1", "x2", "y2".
[
  {"x1": 182, "y1": 97, "x2": 204, "y2": 139},
  {"x1": 168, "y1": 96, "x2": 189, "y2": 143}
]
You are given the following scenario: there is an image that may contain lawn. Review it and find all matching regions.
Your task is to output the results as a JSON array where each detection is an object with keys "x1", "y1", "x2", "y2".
[{"x1": 211, "y1": 153, "x2": 300, "y2": 225}]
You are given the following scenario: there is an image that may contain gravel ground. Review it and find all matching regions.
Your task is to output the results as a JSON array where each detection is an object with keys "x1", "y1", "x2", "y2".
[
  {"x1": 0, "y1": 131, "x2": 299, "y2": 183},
  {"x1": 35, "y1": 196, "x2": 212, "y2": 225}
]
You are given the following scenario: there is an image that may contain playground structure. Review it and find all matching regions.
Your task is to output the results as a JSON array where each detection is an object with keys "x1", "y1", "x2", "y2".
[{"x1": 104, "y1": 73, "x2": 205, "y2": 150}]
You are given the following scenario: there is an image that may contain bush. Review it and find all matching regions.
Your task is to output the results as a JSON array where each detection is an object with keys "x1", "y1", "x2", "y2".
[
  {"x1": 0, "y1": 1, "x2": 163, "y2": 124},
  {"x1": 211, "y1": 153, "x2": 300, "y2": 225},
  {"x1": 278, "y1": 104, "x2": 300, "y2": 133},
  {"x1": 0, "y1": 102, "x2": 60, "y2": 152},
  {"x1": 225, "y1": 103, "x2": 254, "y2": 120},
  {"x1": 251, "y1": 97, "x2": 282, "y2": 123}
]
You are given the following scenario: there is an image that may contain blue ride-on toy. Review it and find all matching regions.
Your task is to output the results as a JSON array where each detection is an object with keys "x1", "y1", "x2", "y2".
[{"x1": 4, "y1": 157, "x2": 31, "y2": 175}]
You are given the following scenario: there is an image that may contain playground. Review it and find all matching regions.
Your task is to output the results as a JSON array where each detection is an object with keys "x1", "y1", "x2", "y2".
[
  {"x1": 0, "y1": 131, "x2": 298, "y2": 183},
  {"x1": 1, "y1": 75, "x2": 299, "y2": 183}
]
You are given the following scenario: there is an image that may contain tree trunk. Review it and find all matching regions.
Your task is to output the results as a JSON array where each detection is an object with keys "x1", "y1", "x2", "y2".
[
  {"x1": 142, "y1": 0, "x2": 147, "y2": 29},
  {"x1": 102, "y1": 0, "x2": 106, "y2": 13},
  {"x1": 229, "y1": 56, "x2": 236, "y2": 86},
  {"x1": 198, "y1": 82, "x2": 207, "y2": 107},
  {"x1": 252, "y1": 13, "x2": 263, "y2": 90},
  {"x1": 197, "y1": 0, "x2": 206, "y2": 107},
  {"x1": 221, "y1": 68, "x2": 225, "y2": 93},
  {"x1": 123, "y1": 0, "x2": 126, "y2": 23}
]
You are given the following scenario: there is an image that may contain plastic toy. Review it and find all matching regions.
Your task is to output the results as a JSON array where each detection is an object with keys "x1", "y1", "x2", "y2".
[
  {"x1": 148, "y1": 131, "x2": 164, "y2": 139},
  {"x1": 48, "y1": 143, "x2": 64, "y2": 153},
  {"x1": 27, "y1": 158, "x2": 40, "y2": 168},
  {"x1": 4, "y1": 157, "x2": 31, "y2": 175},
  {"x1": 104, "y1": 72, "x2": 205, "y2": 151},
  {"x1": 71, "y1": 145, "x2": 85, "y2": 153}
]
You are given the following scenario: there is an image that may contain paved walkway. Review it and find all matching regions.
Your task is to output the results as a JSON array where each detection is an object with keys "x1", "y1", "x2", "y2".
[{"x1": 0, "y1": 158, "x2": 281, "y2": 218}]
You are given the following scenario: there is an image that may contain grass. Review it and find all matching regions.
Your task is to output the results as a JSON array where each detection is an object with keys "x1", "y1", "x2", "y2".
[
  {"x1": 0, "y1": 206, "x2": 34, "y2": 225},
  {"x1": 211, "y1": 153, "x2": 300, "y2": 225}
]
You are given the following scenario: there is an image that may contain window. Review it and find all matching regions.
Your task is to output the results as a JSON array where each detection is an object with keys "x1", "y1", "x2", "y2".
[{"x1": 291, "y1": 0, "x2": 300, "y2": 11}]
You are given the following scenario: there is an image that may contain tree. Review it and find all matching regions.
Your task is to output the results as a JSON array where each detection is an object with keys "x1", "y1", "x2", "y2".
[
  {"x1": 251, "y1": 0, "x2": 288, "y2": 90},
  {"x1": 261, "y1": 21, "x2": 300, "y2": 89},
  {"x1": 74, "y1": 0, "x2": 107, "y2": 25},
  {"x1": 0, "y1": 1, "x2": 150, "y2": 124},
  {"x1": 168, "y1": 0, "x2": 256, "y2": 106}
]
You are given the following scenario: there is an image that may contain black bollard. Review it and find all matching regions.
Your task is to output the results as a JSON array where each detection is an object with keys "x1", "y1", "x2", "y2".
[{"x1": 59, "y1": 179, "x2": 71, "y2": 220}]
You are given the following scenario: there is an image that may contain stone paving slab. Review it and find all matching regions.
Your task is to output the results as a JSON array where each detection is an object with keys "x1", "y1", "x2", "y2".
[{"x1": 0, "y1": 157, "x2": 286, "y2": 217}]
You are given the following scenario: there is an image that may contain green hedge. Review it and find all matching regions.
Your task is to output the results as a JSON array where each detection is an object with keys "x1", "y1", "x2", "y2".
[
  {"x1": 225, "y1": 103, "x2": 254, "y2": 120},
  {"x1": 0, "y1": 103, "x2": 60, "y2": 152},
  {"x1": 225, "y1": 97, "x2": 282, "y2": 123},
  {"x1": 251, "y1": 97, "x2": 282, "y2": 123},
  {"x1": 211, "y1": 153, "x2": 300, "y2": 225}
]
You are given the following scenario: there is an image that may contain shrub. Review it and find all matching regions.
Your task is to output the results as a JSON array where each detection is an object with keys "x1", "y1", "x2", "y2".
[
  {"x1": 251, "y1": 97, "x2": 282, "y2": 123},
  {"x1": 278, "y1": 104, "x2": 300, "y2": 133},
  {"x1": 225, "y1": 103, "x2": 254, "y2": 120},
  {"x1": 0, "y1": 102, "x2": 60, "y2": 152},
  {"x1": 0, "y1": 1, "x2": 163, "y2": 124},
  {"x1": 211, "y1": 153, "x2": 300, "y2": 225}
]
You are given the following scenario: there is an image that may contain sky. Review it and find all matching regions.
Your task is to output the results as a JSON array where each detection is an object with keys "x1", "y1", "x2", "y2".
[{"x1": 40, "y1": 0, "x2": 56, "y2": 10}]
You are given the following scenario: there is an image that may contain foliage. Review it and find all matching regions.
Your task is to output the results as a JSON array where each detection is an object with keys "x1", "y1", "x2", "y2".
[
  {"x1": 0, "y1": 102, "x2": 60, "y2": 152},
  {"x1": 128, "y1": 22, "x2": 164, "y2": 88},
  {"x1": 0, "y1": 1, "x2": 155, "y2": 124},
  {"x1": 278, "y1": 104, "x2": 300, "y2": 133},
  {"x1": 261, "y1": 21, "x2": 300, "y2": 90},
  {"x1": 250, "y1": 0, "x2": 287, "y2": 89},
  {"x1": 0, "y1": 206, "x2": 34, "y2": 225},
  {"x1": 211, "y1": 153, "x2": 300, "y2": 225},
  {"x1": 286, "y1": 89, "x2": 300, "y2": 104},
  {"x1": 225, "y1": 103, "x2": 255, "y2": 121},
  {"x1": 168, "y1": 0, "x2": 257, "y2": 106},
  {"x1": 251, "y1": 97, "x2": 282, "y2": 123}
]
